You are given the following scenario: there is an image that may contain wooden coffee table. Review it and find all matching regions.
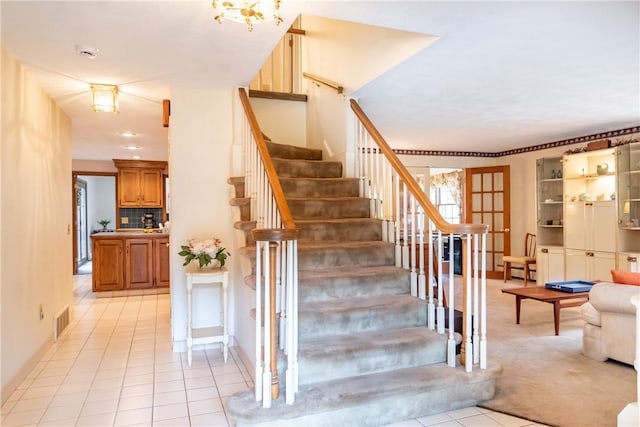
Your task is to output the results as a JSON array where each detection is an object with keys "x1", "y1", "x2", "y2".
[{"x1": 501, "y1": 286, "x2": 590, "y2": 335}]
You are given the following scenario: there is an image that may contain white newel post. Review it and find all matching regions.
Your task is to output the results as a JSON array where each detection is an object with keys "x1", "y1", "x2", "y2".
[{"x1": 618, "y1": 294, "x2": 640, "y2": 426}]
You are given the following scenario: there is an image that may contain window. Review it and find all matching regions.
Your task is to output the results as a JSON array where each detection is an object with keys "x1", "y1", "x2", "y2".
[{"x1": 429, "y1": 169, "x2": 462, "y2": 225}]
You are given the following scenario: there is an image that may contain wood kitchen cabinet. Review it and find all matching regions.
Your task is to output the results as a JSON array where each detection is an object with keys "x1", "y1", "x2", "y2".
[
  {"x1": 125, "y1": 239, "x2": 154, "y2": 289},
  {"x1": 92, "y1": 238, "x2": 124, "y2": 291},
  {"x1": 154, "y1": 237, "x2": 170, "y2": 288},
  {"x1": 114, "y1": 160, "x2": 167, "y2": 208},
  {"x1": 92, "y1": 233, "x2": 170, "y2": 291}
]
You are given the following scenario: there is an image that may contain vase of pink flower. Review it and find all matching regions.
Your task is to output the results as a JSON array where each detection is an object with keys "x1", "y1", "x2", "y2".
[{"x1": 178, "y1": 238, "x2": 230, "y2": 268}]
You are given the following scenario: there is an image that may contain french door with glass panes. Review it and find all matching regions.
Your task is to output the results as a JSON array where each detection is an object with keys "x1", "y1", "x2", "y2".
[{"x1": 464, "y1": 166, "x2": 511, "y2": 279}]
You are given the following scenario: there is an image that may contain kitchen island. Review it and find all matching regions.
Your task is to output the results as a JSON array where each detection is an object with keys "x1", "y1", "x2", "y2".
[{"x1": 91, "y1": 231, "x2": 170, "y2": 292}]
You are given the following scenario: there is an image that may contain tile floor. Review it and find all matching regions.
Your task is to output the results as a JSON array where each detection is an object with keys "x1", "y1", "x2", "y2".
[{"x1": 1, "y1": 275, "x2": 547, "y2": 427}]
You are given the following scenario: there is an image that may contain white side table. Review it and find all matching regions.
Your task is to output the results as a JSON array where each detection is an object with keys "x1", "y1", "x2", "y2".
[{"x1": 185, "y1": 268, "x2": 229, "y2": 366}]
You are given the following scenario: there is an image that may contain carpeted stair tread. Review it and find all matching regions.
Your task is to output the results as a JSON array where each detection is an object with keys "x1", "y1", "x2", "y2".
[
  {"x1": 280, "y1": 177, "x2": 359, "y2": 197},
  {"x1": 227, "y1": 361, "x2": 502, "y2": 427},
  {"x1": 287, "y1": 197, "x2": 370, "y2": 219},
  {"x1": 294, "y1": 218, "x2": 382, "y2": 242},
  {"x1": 267, "y1": 141, "x2": 322, "y2": 160},
  {"x1": 239, "y1": 241, "x2": 395, "y2": 270},
  {"x1": 296, "y1": 327, "x2": 447, "y2": 384},
  {"x1": 229, "y1": 197, "x2": 250, "y2": 206},
  {"x1": 243, "y1": 266, "x2": 410, "y2": 302},
  {"x1": 273, "y1": 158, "x2": 342, "y2": 178},
  {"x1": 298, "y1": 295, "x2": 427, "y2": 338}
]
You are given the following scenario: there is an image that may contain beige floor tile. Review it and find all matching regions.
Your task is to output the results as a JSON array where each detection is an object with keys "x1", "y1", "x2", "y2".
[
  {"x1": 184, "y1": 375, "x2": 216, "y2": 390},
  {"x1": 10, "y1": 396, "x2": 52, "y2": 412},
  {"x1": 217, "y1": 382, "x2": 249, "y2": 397},
  {"x1": 79, "y1": 398, "x2": 119, "y2": 417},
  {"x1": 40, "y1": 403, "x2": 83, "y2": 422},
  {"x1": 153, "y1": 380, "x2": 186, "y2": 394},
  {"x1": 85, "y1": 387, "x2": 122, "y2": 402},
  {"x1": 1, "y1": 407, "x2": 45, "y2": 425},
  {"x1": 76, "y1": 411, "x2": 116, "y2": 427},
  {"x1": 186, "y1": 386, "x2": 219, "y2": 402},
  {"x1": 114, "y1": 406, "x2": 152, "y2": 425},
  {"x1": 416, "y1": 413, "x2": 455, "y2": 426},
  {"x1": 188, "y1": 398, "x2": 224, "y2": 416},
  {"x1": 456, "y1": 414, "x2": 502, "y2": 427},
  {"x1": 152, "y1": 416, "x2": 191, "y2": 426},
  {"x1": 190, "y1": 411, "x2": 231, "y2": 427},
  {"x1": 117, "y1": 394, "x2": 153, "y2": 411},
  {"x1": 446, "y1": 407, "x2": 483, "y2": 420},
  {"x1": 152, "y1": 390, "x2": 187, "y2": 406},
  {"x1": 120, "y1": 383, "x2": 154, "y2": 398},
  {"x1": 153, "y1": 402, "x2": 189, "y2": 421}
]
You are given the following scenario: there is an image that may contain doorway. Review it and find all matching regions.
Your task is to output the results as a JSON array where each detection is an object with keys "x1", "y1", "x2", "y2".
[
  {"x1": 72, "y1": 172, "x2": 117, "y2": 275},
  {"x1": 76, "y1": 179, "x2": 88, "y2": 266},
  {"x1": 464, "y1": 165, "x2": 511, "y2": 279}
]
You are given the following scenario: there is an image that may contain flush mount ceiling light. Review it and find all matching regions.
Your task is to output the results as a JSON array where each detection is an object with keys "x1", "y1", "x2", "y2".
[
  {"x1": 125, "y1": 145, "x2": 141, "y2": 151},
  {"x1": 120, "y1": 131, "x2": 137, "y2": 138},
  {"x1": 90, "y1": 83, "x2": 119, "y2": 113},
  {"x1": 212, "y1": 0, "x2": 283, "y2": 32}
]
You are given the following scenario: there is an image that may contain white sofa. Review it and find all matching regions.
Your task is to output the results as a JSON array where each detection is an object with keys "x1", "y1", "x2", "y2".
[{"x1": 581, "y1": 282, "x2": 640, "y2": 365}]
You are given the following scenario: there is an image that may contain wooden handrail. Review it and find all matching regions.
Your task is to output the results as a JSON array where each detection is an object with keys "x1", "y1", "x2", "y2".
[
  {"x1": 238, "y1": 88, "x2": 298, "y2": 235},
  {"x1": 350, "y1": 99, "x2": 489, "y2": 235},
  {"x1": 303, "y1": 72, "x2": 344, "y2": 95}
]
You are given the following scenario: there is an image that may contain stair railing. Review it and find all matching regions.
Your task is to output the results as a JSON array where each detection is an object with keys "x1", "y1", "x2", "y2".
[
  {"x1": 238, "y1": 87, "x2": 299, "y2": 407},
  {"x1": 350, "y1": 99, "x2": 490, "y2": 371}
]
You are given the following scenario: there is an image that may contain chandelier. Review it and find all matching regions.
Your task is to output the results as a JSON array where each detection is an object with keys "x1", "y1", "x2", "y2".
[{"x1": 212, "y1": 1, "x2": 283, "y2": 32}]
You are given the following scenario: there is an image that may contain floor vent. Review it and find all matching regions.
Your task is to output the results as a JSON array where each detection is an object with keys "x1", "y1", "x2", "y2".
[{"x1": 53, "y1": 305, "x2": 70, "y2": 342}]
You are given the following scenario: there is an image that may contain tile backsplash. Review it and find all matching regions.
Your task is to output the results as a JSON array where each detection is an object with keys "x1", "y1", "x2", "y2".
[{"x1": 119, "y1": 208, "x2": 164, "y2": 229}]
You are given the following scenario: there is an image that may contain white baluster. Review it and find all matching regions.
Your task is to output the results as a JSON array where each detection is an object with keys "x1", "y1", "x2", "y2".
[
  {"x1": 447, "y1": 233, "x2": 456, "y2": 367},
  {"x1": 480, "y1": 232, "x2": 487, "y2": 369},
  {"x1": 395, "y1": 174, "x2": 401, "y2": 267},
  {"x1": 410, "y1": 195, "x2": 417, "y2": 297},
  {"x1": 402, "y1": 183, "x2": 409, "y2": 270},
  {"x1": 473, "y1": 233, "x2": 480, "y2": 365},
  {"x1": 427, "y1": 223, "x2": 435, "y2": 330},
  {"x1": 436, "y1": 231, "x2": 445, "y2": 335},
  {"x1": 254, "y1": 241, "x2": 263, "y2": 402},
  {"x1": 418, "y1": 205, "x2": 426, "y2": 300},
  {"x1": 464, "y1": 234, "x2": 472, "y2": 373},
  {"x1": 262, "y1": 242, "x2": 272, "y2": 408},
  {"x1": 285, "y1": 240, "x2": 295, "y2": 404}
]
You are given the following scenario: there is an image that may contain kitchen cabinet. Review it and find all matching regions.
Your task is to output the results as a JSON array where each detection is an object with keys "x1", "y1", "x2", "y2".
[
  {"x1": 125, "y1": 239, "x2": 154, "y2": 289},
  {"x1": 536, "y1": 245, "x2": 564, "y2": 286},
  {"x1": 114, "y1": 160, "x2": 167, "y2": 208},
  {"x1": 154, "y1": 237, "x2": 170, "y2": 288},
  {"x1": 92, "y1": 238, "x2": 124, "y2": 291},
  {"x1": 92, "y1": 233, "x2": 170, "y2": 291}
]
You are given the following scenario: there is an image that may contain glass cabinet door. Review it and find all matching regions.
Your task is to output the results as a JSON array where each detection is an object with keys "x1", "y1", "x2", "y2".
[{"x1": 617, "y1": 142, "x2": 640, "y2": 229}]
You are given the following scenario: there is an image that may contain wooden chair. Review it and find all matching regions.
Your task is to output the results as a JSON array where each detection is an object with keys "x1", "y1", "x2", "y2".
[{"x1": 503, "y1": 233, "x2": 537, "y2": 286}]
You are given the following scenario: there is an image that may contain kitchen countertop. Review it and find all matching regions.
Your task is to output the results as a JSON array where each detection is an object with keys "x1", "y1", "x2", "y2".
[{"x1": 91, "y1": 231, "x2": 169, "y2": 238}]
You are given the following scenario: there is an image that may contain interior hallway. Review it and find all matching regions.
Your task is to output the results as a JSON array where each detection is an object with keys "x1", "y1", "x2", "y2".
[{"x1": 1, "y1": 275, "x2": 544, "y2": 427}]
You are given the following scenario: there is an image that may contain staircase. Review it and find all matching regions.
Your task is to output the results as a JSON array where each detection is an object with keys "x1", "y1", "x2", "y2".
[{"x1": 227, "y1": 141, "x2": 501, "y2": 426}]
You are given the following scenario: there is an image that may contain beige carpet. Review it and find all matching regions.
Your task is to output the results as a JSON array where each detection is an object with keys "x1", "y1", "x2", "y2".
[{"x1": 472, "y1": 278, "x2": 636, "y2": 427}]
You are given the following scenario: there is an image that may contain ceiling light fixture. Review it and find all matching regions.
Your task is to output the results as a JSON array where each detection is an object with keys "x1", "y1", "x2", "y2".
[
  {"x1": 126, "y1": 145, "x2": 141, "y2": 151},
  {"x1": 212, "y1": 0, "x2": 283, "y2": 32},
  {"x1": 90, "y1": 84, "x2": 119, "y2": 113},
  {"x1": 121, "y1": 131, "x2": 137, "y2": 138}
]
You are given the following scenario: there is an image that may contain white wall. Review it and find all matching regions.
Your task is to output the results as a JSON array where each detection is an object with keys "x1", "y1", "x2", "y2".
[
  {"x1": 168, "y1": 87, "x2": 238, "y2": 352},
  {"x1": 251, "y1": 97, "x2": 306, "y2": 147},
  {"x1": 83, "y1": 175, "x2": 116, "y2": 259},
  {"x1": 1, "y1": 48, "x2": 73, "y2": 402},
  {"x1": 72, "y1": 159, "x2": 117, "y2": 173}
]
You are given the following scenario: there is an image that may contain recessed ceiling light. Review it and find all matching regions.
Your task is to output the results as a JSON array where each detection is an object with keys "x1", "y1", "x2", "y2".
[
  {"x1": 125, "y1": 145, "x2": 141, "y2": 150},
  {"x1": 121, "y1": 131, "x2": 137, "y2": 138},
  {"x1": 132, "y1": 155, "x2": 141, "y2": 160}
]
